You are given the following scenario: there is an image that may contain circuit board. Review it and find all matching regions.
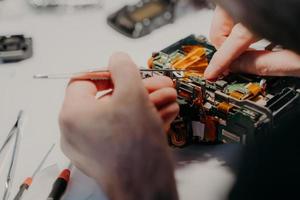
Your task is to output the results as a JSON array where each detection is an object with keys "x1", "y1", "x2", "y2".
[{"x1": 147, "y1": 35, "x2": 300, "y2": 147}]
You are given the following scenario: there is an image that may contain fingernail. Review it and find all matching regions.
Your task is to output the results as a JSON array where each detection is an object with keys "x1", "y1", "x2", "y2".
[{"x1": 204, "y1": 64, "x2": 214, "y2": 79}]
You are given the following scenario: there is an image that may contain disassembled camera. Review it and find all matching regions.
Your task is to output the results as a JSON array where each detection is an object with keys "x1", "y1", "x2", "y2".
[
  {"x1": 107, "y1": 0, "x2": 177, "y2": 38},
  {"x1": 0, "y1": 35, "x2": 33, "y2": 63},
  {"x1": 147, "y1": 35, "x2": 300, "y2": 147}
]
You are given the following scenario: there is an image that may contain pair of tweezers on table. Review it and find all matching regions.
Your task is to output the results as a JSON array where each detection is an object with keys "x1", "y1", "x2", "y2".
[
  {"x1": 33, "y1": 69, "x2": 191, "y2": 80},
  {"x1": 0, "y1": 111, "x2": 24, "y2": 200}
]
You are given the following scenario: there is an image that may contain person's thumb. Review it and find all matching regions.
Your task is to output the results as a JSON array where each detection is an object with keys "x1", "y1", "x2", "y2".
[{"x1": 230, "y1": 50, "x2": 300, "y2": 77}]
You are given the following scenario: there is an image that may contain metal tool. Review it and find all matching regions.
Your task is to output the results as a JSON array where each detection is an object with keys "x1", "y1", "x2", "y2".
[
  {"x1": 2, "y1": 110, "x2": 24, "y2": 200},
  {"x1": 0, "y1": 125, "x2": 18, "y2": 157},
  {"x1": 33, "y1": 68, "x2": 190, "y2": 80},
  {"x1": 47, "y1": 162, "x2": 73, "y2": 200},
  {"x1": 0, "y1": 111, "x2": 24, "y2": 156},
  {"x1": 0, "y1": 130, "x2": 15, "y2": 156},
  {"x1": 13, "y1": 144, "x2": 55, "y2": 200},
  {"x1": 28, "y1": 0, "x2": 103, "y2": 9}
]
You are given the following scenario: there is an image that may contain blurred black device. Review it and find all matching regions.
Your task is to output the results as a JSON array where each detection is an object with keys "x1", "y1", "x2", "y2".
[
  {"x1": 190, "y1": 0, "x2": 214, "y2": 8},
  {"x1": 0, "y1": 35, "x2": 33, "y2": 63},
  {"x1": 107, "y1": 0, "x2": 177, "y2": 38}
]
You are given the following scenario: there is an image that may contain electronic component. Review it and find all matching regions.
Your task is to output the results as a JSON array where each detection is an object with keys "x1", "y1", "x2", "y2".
[
  {"x1": 107, "y1": 0, "x2": 177, "y2": 38},
  {"x1": 148, "y1": 35, "x2": 300, "y2": 147},
  {"x1": 0, "y1": 35, "x2": 33, "y2": 63}
]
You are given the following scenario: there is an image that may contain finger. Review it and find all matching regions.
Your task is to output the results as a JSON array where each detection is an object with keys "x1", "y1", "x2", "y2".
[
  {"x1": 209, "y1": 5, "x2": 235, "y2": 48},
  {"x1": 149, "y1": 87, "x2": 177, "y2": 110},
  {"x1": 143, "y1": 76, "x2": 174, "y2": 93},
  {"x1": 108, "y1": 52, "x2": 145, "y2": 99},
  {"x1": 230, "y1": 50, "x2": 300, "y2": 77},
  {"x1": 159, "y1": 103, "x2": 179, "y2": 130},
  {"x1": 65, "y1": 79, "x2": 113, "y2": 102},
  {"x1": 205, "y1": 23, "x2": 257, "y2": 79},
  {"x1": 73, "y1": 71, "x2": 111, "y2": 82}
]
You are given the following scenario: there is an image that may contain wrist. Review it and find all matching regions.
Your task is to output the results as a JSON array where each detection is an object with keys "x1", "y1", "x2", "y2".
[{"x1": 96, "y1": 142, "x2": 178, "y2": 200}]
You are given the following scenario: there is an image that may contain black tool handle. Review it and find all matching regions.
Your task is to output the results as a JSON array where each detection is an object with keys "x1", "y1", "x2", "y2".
[
  {"x1": 13, "y1": 184, "x2": 28, "y2": 200},
  {"x1": 47, "y1": 178, "x2": 67, "y2": 200}
]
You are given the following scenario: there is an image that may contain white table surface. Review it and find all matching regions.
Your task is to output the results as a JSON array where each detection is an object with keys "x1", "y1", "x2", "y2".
[{"x1": 0, "y1": 0, "x2": 242, "y2": 199}]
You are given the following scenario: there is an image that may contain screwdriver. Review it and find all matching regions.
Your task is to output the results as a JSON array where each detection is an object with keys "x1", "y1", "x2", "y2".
[
  {"x1": 13, "y1": 144, "x2": 55, "y2": 200},
  {"x1": 33, "y1": 68, "x2": 191, "y2": 80},
  {"x1": 47, "y1": 162, "x2": 73, "y2": 200}
]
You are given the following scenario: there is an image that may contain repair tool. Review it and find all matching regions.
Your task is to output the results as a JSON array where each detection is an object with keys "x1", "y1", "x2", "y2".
[
  {"x1": 33, "y1": 68, "x2": 191, "y2": 80},
  {"x1": 2, "y1": 110, "x2": 24, "y2": 200},
  {"x1": 0, "y1": 112, "x2": 22, "y2": 156},
  {"x1": 28, "y1": 0, "x2": 103, "y2": 9},
  {"x1": 47, "y1": 162, "x2": 73, "y2": 200},
  {"x1": 13, "y1": 143, "x2": 55, "y2": 200}
]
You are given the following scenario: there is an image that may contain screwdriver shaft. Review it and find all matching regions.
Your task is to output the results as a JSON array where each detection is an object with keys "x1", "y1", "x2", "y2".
[
  {"x1": 13, "y1": 143, "x2": 55, "y2": 200},
  {"x1": 32, "y1": 144, "x2": 55, "y2": 178},
  {"x1": 33, "y1": 68, "x2": 190, "y2": 80}
]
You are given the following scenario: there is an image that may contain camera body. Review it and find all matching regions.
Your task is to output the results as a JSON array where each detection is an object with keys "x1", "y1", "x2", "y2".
[{"x1": 148, "y1": 35, "x2": 300, "y2": 147}]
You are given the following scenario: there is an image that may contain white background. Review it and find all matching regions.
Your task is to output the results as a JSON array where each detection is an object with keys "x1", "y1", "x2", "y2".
[{"x1": 0, "y1": 0, "x2": 242, "y2": 199}]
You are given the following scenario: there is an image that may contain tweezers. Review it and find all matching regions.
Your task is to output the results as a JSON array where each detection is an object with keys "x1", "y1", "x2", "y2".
[
  {"x1": 2, "y1": 110, "x2": 24, "y2": 200},
  {"x1": 0, "y1": 111, "x2": 23, "y2": 156}
]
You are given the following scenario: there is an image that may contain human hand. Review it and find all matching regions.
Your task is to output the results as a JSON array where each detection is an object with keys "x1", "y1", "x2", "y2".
[
  {"x1": 204, "y1": 6, "x2": 300, "y2": 79},
  {"x1": 59, "y1": 52, "x2": 179, "y2": 200},
  {"x1": 143, "y1": 76, "x2": 179, "y2": 131}
]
